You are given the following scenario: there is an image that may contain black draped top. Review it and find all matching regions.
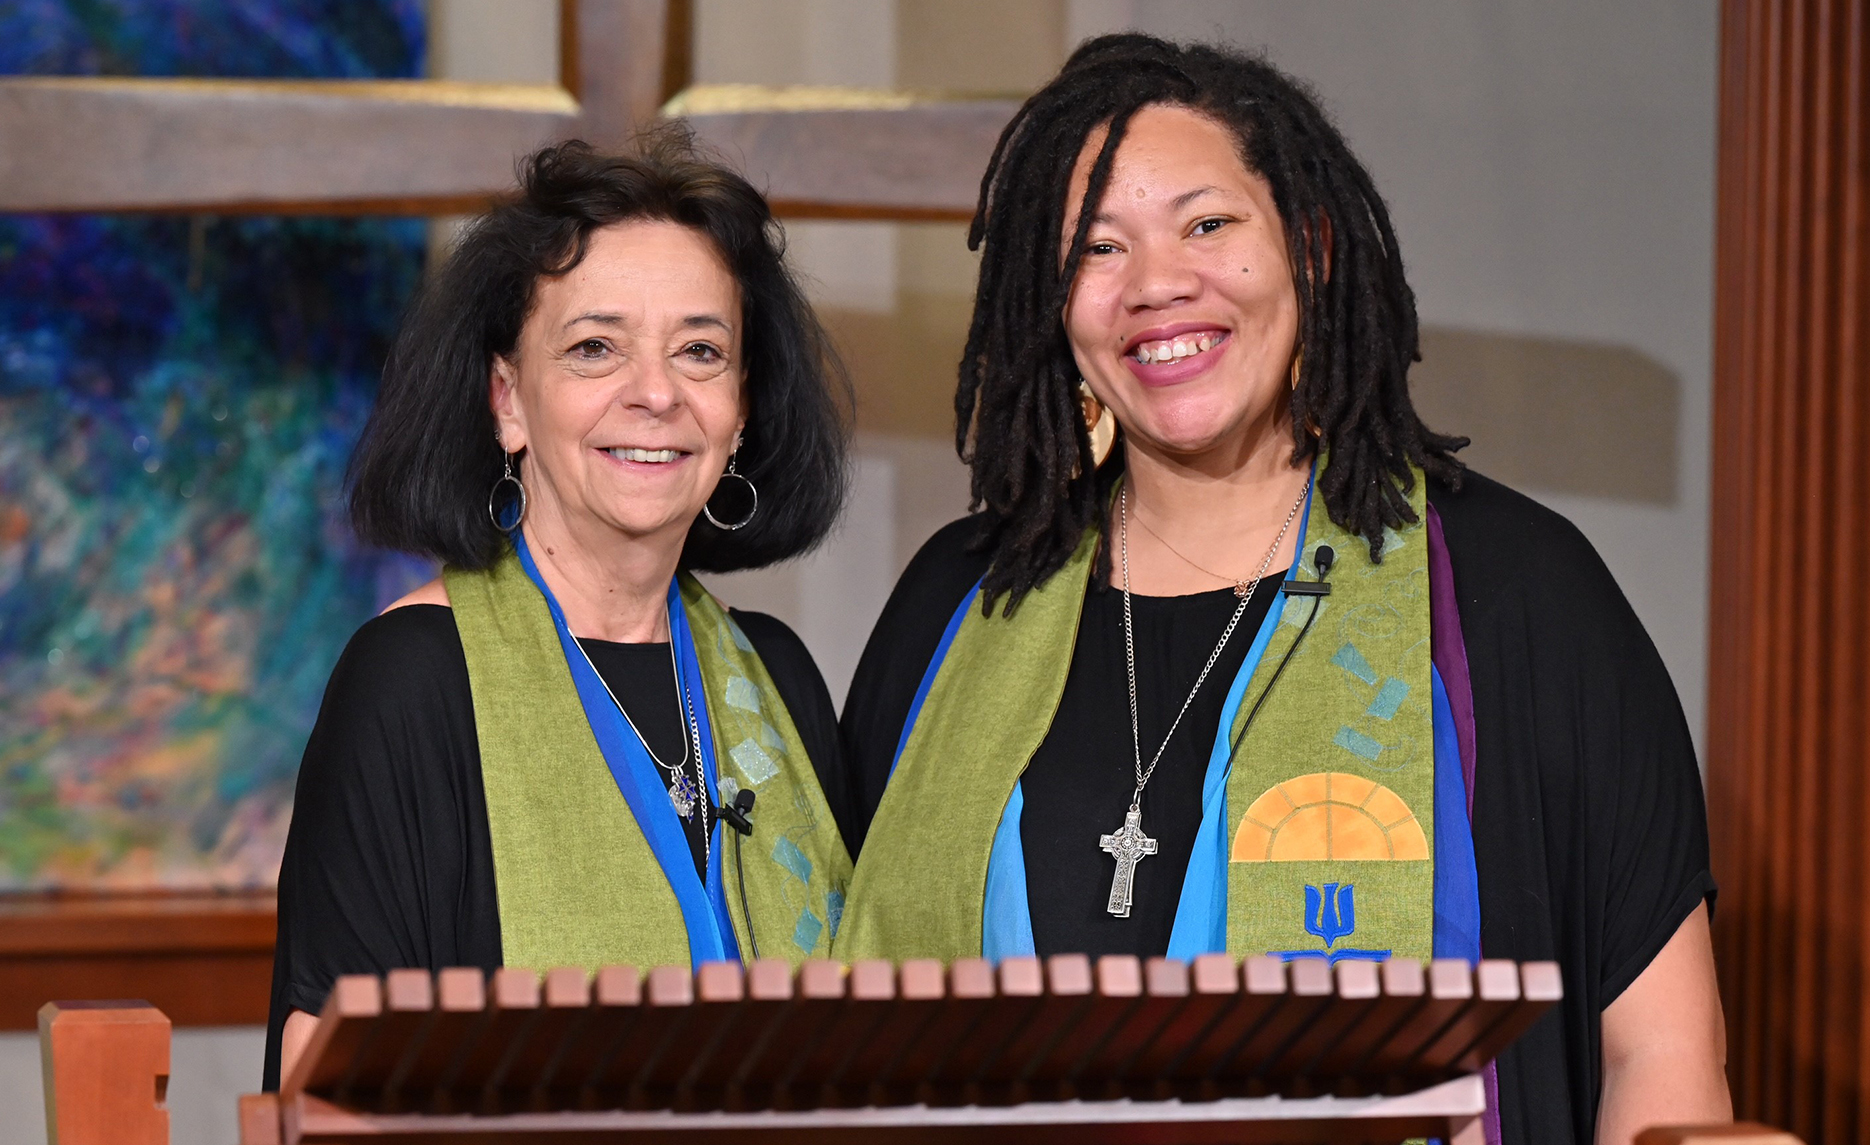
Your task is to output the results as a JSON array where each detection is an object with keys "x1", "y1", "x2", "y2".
[
  {"x1": 838, "y1": 471, "x2": 1714, "y2": 1145},
  {"x1": 264, "y1": 604, "x2": 847, "y2": 1090}
]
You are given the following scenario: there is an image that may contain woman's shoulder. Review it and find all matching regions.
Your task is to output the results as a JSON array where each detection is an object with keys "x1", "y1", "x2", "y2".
[
  {"x1": 1428, "y1": 469, "x2": 1660, "y2": 674},
  {"x1": 889, "y1": 515, "x2": 994, "y2": 624},
  {"x1": 727, "y1": 609, "x2": 821, "y2": 690},
  {"x1": 314, "y1": 603, "x2": 475, "y2": 747},
  {"x1": 1429, "y1": 470, "x2": 1626, "y2": 610}
]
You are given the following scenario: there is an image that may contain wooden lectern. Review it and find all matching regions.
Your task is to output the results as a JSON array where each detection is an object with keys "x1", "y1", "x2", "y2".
[{"x1": 236, "y1": 954, "x2": 1558, "y2": 1144}]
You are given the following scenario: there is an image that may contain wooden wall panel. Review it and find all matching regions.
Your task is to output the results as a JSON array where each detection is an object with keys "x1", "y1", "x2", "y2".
[
  {"x1": 0, "y1": 895, "x2": 274, "y2": 1029},
  {"x1": 1708, "y1": 1, "x2": 1870, "y2": 1140}
]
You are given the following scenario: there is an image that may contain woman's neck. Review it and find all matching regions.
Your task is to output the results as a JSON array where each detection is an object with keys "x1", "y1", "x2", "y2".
[
  {"x1": 519, "y1": 505, "x2": 683, "y2": 644},
  {"x1": 1115, "y1": 426, "x2": 1313, "y2": 597}
]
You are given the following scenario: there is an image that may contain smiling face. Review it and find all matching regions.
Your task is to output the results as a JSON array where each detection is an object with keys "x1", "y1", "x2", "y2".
[
  {"x1": 491, "y1": 220, "x2": 746, "y2": 547},
  {"x1": 1063, "y1": 103, "x2": 1300, "y2": 465}
]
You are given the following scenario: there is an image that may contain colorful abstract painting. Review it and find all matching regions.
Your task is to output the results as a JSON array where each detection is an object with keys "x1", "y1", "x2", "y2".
[{"x1": 0, "y1": 1, "x2": 431, "y2": 888}]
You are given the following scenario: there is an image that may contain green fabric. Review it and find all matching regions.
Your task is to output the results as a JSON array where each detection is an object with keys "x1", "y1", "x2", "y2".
[
  {"x1": 836, "y1": 469, "x2": 1434, "y2": 964},
  {"x1": 836, "y1": 530, "x2": 1098, "y2": 962},
  {"x1": 1223, "y1": 473, "x2": 1434, "y2": 962},
  {"x1": 678, "y1": 574, "x2": 852, "y2": 963},
  {"x1": 445, "y1": 552, "x2": 850, "y2": 972}
]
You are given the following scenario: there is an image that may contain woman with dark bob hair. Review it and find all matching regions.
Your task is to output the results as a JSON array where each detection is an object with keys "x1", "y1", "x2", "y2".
[
  {"x1": 265, "y1": 131, "x2": 855, "y2": 1088},
  {"x1": 837, "y1": 34, "x2": 1728, "y2": 1143}
]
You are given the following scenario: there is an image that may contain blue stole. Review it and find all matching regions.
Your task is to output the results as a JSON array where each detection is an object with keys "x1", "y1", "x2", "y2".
[
  {"x1": 893, "y1": 492, "x2": 1483, "y2": 966},
  {"x1": 512, "y1": 532, "x2": 741, "y2": 967}
]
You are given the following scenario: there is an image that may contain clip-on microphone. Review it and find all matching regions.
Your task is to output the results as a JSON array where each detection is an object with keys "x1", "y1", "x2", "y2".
[
  {"x1": 719, "y1": 788, "x2": 756, "y2": 836},
  {"x1": 717, "y1": 788, "x2": 760, "y2": 959},
  {"x1": 1226, "y1": 545, "x2": 1338, "y2": 763},
  {"x1": 1281, "y1": 543, "x2": 1335, "y2": 596}
]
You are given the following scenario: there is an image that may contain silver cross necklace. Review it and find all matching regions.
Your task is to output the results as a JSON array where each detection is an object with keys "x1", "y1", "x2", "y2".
[{"x1": 1100, "y1": 478, "x2": 1309, "y2": 917}]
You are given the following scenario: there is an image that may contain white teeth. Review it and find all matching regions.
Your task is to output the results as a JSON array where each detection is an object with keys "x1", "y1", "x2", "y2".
[
  {"x1": 610, "y1": 448, "x2": 682, "y2": 463},
  {"x1": 1133, "y1": 334, "x2": 1223, "y2": 364}
]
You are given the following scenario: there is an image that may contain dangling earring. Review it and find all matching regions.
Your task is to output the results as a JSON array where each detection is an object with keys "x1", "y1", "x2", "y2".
[
  {"x1": 487, "y1": 441, "x2": 526, "y2": 532},
  {"x1": 704, "y1": 446, "x2": 760, "y2": 531},
  {"x1": 1079, "y1": 379, "x2": 1116, "y2": 468},
  {"x1": 1290, "y1": 347, "x2": 1323, "y2": 438}
]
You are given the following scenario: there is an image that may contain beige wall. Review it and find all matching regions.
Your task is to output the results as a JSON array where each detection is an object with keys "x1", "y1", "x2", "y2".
[{"x1": 698, "y1": 1, "x2": 1720, "y2": 748}]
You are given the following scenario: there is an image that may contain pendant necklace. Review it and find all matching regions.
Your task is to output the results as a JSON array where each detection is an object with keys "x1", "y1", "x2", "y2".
[
  {"x1": 573, "y1": 619, "x2": 713, "y2": 872},
  {"x1": 1100, "y1": 479, "x2": 1309, "y2": 918}
]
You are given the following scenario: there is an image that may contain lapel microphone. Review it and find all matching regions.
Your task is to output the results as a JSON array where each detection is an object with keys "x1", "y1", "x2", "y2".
[
  {"x1": 719, "y1": 788, "x2": 756, "y2": 836},
  {"x1": 1227, "y1": 544, "x2": 1337, "y2": 762},
  {"x1": 1282, "y1": 544, "x2": 1335, "y2": 597}
]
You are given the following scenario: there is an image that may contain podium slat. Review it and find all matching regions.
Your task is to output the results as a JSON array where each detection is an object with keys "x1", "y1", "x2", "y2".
[
  {"x1": 780, "y1": 959, "x2": 887, "y2": 1108},
  {"x1": 491, "y1": 967, "x2": 592, "y2": 1103},
  {"x1": 446, "y1": 968, "x2": 542, "y2": 1114},
  {"x1": 924, "y1": 958, "x2": 1029, "y2": 1105},
  {"x1": 1128, "y1": 956, "x2": 1245, "y2": 1099},
  {"x1": 1174, "y1": 956, "x2": 1284, "y2": 1098},
  {"x1": 635, "y1": 963, "x2": 739, "y2": 1107},
  {"x1": 1412, "y1": 959, "x2": 1520, "y2": 1077},
  {"x1": 715, "y1": 960, "x2": 801, "y2": 1110},
  {"x1": 674, "y1": 961, "x2": 776, "y2": 1111},
  {"x1": 1360, "y1": 958, "x2": 1476, "y2": 1084},
  {"x1": 1223, "y1": 959, "x2": 1334, "y2": 1095},
  {"x1": 344, "y1": 969, "x2": 435, "y2": 1108},
  {"x1": 542, "y1": 966, "x2": 641, "y2": 1107},
  {"x1": 982, "y1": 954, "x2": 1094, "y2": 1105},
  {"x1": 1069, "y1": 956, "x2": 1184, "y2": 1100},
  {"x1": 1266, "y1": 960, "x2": 1383, "y2": 1089},
  {"x1": 1457, "y1": 961, "x2": 1562, "y2": 1071},
  {"x1": 283, "y1": 975, "x2": 382, "y2": 1098},
  {"x1": 1310, "y1": 957, "x2": 1428, "y2": 1092},
  {"x1": 728, "y1": 959, "x2": 844, "y2": 1110},
  {"x1": 380, "y1": 968, "x2": 487, "y2": 1112},
  {"x1": 862, "y1": 959, "x2": 949, "y2": 1106}
]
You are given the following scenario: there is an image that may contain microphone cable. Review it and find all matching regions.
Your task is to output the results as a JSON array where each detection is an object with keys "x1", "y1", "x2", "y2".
[
  {"x1": 1225, "y1": 544, "x2": 1336, "y2": 765},
  {"x1": 719, "y1": 788, "x2": 760, "y2": 960}
]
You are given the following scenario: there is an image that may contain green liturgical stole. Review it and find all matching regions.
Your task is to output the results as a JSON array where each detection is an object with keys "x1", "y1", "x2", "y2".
[
  {"x1": 838, "y1": 467, "x2": 1434, "y2": 966},
  {"x1": 1222, "y1": 477, "x2": 1434, "y2": 963},
  {"x1": 446, "y1": 551, "x2": 851, "y2": 973}
]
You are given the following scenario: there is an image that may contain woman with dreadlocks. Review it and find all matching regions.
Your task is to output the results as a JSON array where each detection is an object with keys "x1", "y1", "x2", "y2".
[{"x1": 835, "y1": 34, "x2": 1726, "y2": 1144}]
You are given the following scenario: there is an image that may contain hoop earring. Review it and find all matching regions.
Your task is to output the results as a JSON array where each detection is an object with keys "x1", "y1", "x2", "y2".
[
  {"x1": 488, "y1": 449, "x2": 526, "y2": 532},
  {"x1": 1079, "y1": 379, "x2": 1116, "y2": 468},
  {"x1": 1289, "y1": 346, "x2": 1304, "y2": 391},
  {"x1": 703, "y1": 450, "x2": 759, "y2": 531}
]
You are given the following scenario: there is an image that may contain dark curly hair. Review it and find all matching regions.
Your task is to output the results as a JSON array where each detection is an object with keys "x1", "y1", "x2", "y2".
[
  {"x1": 960, "y1": 33, "x2": 1465, "y2": 611},
  {"x1": 348, "y1": 128, "x2": 852, "y2": 571}
]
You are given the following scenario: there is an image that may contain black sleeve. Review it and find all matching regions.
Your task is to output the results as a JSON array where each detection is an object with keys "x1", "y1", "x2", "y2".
[
  {"x1": 837, "y1": 517, "x2": 992, "y2": 850},
  {"x1": 1434, "y1": 473, "x2": 1714, "y2": 1143},
  {"x1": 730, "y1": 609, "x2": 857, "y2": 852},
  {"x1": 263, "y1": 605, "x2": 500, "y2": 1090}
]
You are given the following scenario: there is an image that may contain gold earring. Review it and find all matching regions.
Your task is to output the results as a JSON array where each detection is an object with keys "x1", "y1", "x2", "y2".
[
  {"x1": 1079, "y1": 379, "x2": 1116, "y2": 467},
  {"x1": 1289, "y1": 346, "x2": 1304, "y2": 391}
]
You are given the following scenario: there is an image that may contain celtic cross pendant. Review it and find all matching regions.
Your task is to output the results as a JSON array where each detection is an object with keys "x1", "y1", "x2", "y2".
[{"x1": 1099, "y1": 807, "x2": 1159, "y2": 917}]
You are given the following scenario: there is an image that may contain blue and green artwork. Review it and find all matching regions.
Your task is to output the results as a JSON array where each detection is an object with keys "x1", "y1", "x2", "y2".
[{"x1": 0, "y1": 2, "x2": 432, "y2": 888}]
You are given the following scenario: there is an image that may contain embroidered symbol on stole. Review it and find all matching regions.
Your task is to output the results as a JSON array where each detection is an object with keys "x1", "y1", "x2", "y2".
[{"x1": 1273, "y1": 883, "x2": 1392, "y2": 964}]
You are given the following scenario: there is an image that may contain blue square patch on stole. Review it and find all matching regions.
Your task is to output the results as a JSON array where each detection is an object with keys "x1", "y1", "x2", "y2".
[
  {"x1": 772, "y1": 836, "x2": 813, "y2": 883},
  {"x1": 792, "y1": 908, "x2": 824, "y2": 953}
]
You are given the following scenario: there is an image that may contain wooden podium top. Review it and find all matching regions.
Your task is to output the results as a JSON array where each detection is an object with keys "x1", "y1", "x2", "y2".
[{"x1": 247, "y1": 953, "x2": 1560, "y2": 1144}]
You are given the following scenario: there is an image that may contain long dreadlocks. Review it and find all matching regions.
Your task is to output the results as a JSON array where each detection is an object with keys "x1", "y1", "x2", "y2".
[{"x1": 959, "y1": 33, "x2": 1466, "y2": 613}]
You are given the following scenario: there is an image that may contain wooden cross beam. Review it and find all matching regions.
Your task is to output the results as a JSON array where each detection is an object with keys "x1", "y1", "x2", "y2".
[{"x1": 0, "y1": 0, "x2": 1012, "y2": 220}]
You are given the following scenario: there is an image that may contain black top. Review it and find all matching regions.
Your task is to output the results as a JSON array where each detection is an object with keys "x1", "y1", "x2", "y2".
[
  {"x1": 264, "y1": 603, "x2": 846, "y2": 1090},
  {"x1": 839, "y1": 472, "x2": 1714, "y2": 1145}
]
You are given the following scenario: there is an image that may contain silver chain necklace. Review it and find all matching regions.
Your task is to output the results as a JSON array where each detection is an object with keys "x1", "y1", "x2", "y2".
[
  {"x1": 572, "y1": 617, "x2": 712, "y2": 874},
  {"x1": 1098, "y1": 479, "x2": 1309, "y2": 918}
]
